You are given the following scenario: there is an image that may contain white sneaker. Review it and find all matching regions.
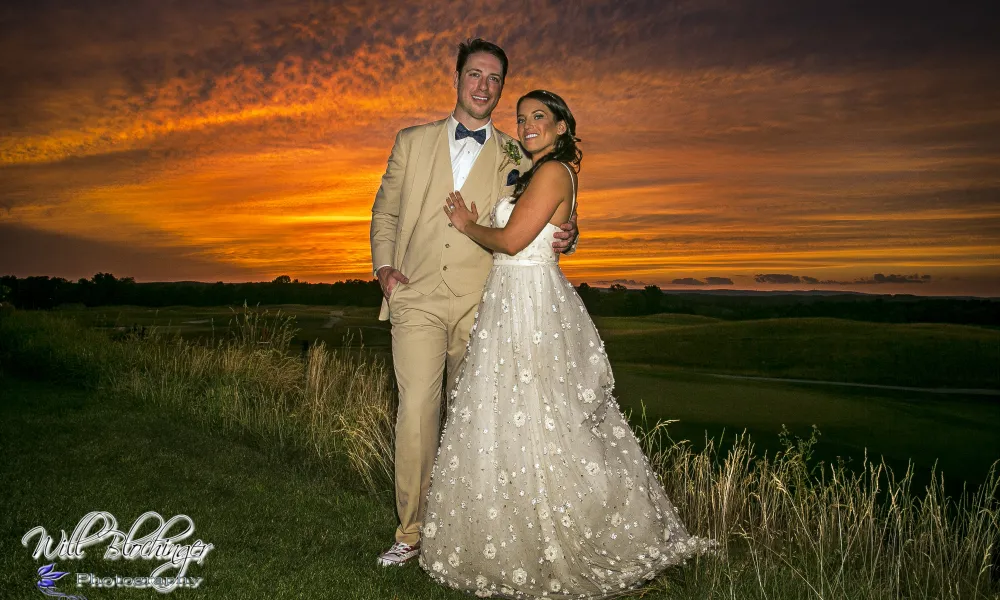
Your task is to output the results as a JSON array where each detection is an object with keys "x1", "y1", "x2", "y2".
[{"x1": 377, "y1": 541, "x2": 420, "y2": 567}]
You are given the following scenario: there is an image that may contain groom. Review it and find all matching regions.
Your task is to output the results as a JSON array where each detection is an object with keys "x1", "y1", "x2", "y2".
[{"x1": 369, "y1": 38, "x2": 578, "y2": 566}]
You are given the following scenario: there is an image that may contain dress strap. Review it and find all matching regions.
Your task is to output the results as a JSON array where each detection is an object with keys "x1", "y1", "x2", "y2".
[{"x1": 560, "y1": 162, "x2": 577, "y2": 215}]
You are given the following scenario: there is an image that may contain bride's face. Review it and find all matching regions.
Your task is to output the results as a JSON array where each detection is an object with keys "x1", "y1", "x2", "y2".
[{"x1": 517, "y1": 98, "x2": 567, "y2": 158}]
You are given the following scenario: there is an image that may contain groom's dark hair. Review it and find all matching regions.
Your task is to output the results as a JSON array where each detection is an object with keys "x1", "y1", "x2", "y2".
[{"x1": 456, "y1": 38, "x2": 508, "y2": 83}]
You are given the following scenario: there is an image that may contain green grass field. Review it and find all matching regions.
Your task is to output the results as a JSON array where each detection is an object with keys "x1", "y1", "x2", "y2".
[
  {"x1": 594, "y1": 314, "x2": 1000, "y2": 389},
  {"x1": 610, "y1": 365, "x2": 1000, "y2": 494},
  {"x1": 50, "y1": 304, "x2": 1000, "y2": 492},
  {"x1": 598, "y1": 313, "x2": 1000, "y2": 493},
  {"x1": 3, "y1": 308, "x2": 997, "y2": 599},
  {"x1": 57, "y1": 306, "x2": 1000, "y2": 388},
  {"x1": 0, "y1": 376, "x2": 467, "y2": 600},
  {"x1": 53, "y1": 304, "x2": 392, "y2": 353}
]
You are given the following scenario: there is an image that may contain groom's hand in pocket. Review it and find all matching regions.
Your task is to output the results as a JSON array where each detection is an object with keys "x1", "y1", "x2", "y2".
[{"x1": 377, "y1": 266, "x2": 410, "y2": 300}]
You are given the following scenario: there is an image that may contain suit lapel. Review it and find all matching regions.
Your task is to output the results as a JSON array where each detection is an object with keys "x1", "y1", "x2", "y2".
[
  {"x1": 425, "y1": 128, "x2": 455, "y2": 205},
  {"x1": 395, "y1": 120, "x2": 447, "y2": 266},
  {"x1": 459, "y1": 133, "x2": 501, "y2": 221}
]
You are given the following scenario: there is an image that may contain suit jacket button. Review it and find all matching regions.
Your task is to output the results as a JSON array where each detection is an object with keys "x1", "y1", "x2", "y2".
[
  {"x1": 443, "y1": 266, "x2": 448, "y2": 271},
  {"x1": 445, "y1": 243, "x2": 450, "y2": 248},
  {"x1": 448, "y1": 223, "x2": 454, "y2": 227}
]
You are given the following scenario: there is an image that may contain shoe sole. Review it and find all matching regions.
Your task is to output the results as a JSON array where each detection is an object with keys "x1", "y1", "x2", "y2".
[
  {"x1": 377, "y1": 556, "x2": 416, "y2": 567},
  {"x1": 377, "y1": 558, "x2": 413, "y2": 567}
]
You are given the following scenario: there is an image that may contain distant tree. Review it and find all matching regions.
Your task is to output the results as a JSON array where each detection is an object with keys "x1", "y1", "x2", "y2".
[
  {"x1": 13, "y1": 276, "x2": 72, "y2": 309},
  {"x1": 83, "y1": 272, "x2": 135, "y2": 306},
  {"x1": 642, "y1": 285, "x2": 663, "y2": 314},
  {"x1": 624, "y1": 292, "x2": 642, "y2": 315},
  {"x1": 272, "y1": 275, "x2": 292, "y2": 284},
  {"x1": 602, "y1": 283, "x2": 628, "y2": 315},
  {"x1": 575, "y1": 282, "x2": 600, "y2": 312}
]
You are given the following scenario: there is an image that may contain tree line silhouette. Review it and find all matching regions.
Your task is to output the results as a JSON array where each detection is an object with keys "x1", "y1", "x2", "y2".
[
  {"x1": 574, "y1": 283, "x2": 998, "y2": 326},
  {"x1": 0, "y1": 273, "x2": 381, "y2": 310},
  {"x1": 1, "y1": 274, "x2": 996, "y2": 327}
]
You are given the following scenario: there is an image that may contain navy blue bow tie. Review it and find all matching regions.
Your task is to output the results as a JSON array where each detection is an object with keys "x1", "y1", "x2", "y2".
[{"x1": 455, "y1": 122, "x2": 487, "y2": 145}]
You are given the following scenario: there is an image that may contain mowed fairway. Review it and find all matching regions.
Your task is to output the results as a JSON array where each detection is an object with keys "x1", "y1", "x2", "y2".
[
  {"x1": 594, "y1": 314, "x2": 1000, "y2": 389},
  {"x1": 596, "y1": 313, "x2": 1000, "y2": 492},
  {"x1": 54, "y1": 305, "x2": 1000, "y2": 491},
  {"x1": 610, "y1": 365, "x2": 1000, "y2": 494}
]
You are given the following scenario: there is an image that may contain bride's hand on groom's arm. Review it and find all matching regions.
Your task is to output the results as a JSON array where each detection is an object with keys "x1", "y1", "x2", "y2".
[
  {"x1": 553, "y1": 212, "x2": 579, "y2": 254},
  {"x1": 443, "y1": 191, "x2": 479, "y2": 234},
  {"x1": 376, "y1": 266, "x2": 409, "y2": 300}
]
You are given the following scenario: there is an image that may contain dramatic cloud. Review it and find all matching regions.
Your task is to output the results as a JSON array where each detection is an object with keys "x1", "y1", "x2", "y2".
[
  {"x1": 1, "y1": 0, "x2": 997, "y2": 294},
  {"x1": 705, "y1": 277, "x2": 734, "y2": 285},
  {"x1": 755, "y1": 274, "x2": 803, "y2": 284},
  {"x1": 597, "y1": 279, "x2": 652, "y2": 288},
  {"x1": 859, "y1": 274, "x2": 932, "y2": 285},
  {"x1": 667, "y1": 276, "x2": 732, "y2": 286},
  {"x1": 0, "y1": 223, "x2": 255, "y2": 282},
  {"x1": 753, "y1": 272, "x2": 934, "y2": 286}
]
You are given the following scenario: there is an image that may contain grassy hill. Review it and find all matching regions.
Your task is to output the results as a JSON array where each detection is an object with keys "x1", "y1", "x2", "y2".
[
  {"x1": 2, "y1": 309, "x2": 996, "y2": 599},
  {"x1": 51, "y1": 305, "x2": 1000, "y2": 390},
  {"x1": 595, "y1": 315, "x2": 1000, "y2": 389},
  {"x1": 0, "y1": 377, "x2": 459, "y2": 600}
]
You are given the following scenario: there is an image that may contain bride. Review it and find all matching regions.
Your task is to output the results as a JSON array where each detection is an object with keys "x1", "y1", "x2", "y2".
[{"x1": 420, "y1": 90, "x2": 713, "y2": 599}]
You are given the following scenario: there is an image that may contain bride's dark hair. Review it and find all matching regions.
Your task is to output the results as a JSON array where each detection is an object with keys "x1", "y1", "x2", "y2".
[{"x1": 512, "y1": 90, "x2": 582, "y2": 202}]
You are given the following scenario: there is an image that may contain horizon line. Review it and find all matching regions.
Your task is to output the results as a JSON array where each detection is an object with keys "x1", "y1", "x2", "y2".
[{"x1": 3, "y1": 273, "x2": 997, "y2": 300}]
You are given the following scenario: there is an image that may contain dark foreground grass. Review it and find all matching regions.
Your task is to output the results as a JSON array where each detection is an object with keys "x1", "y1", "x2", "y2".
[
  {"x1": 3, "y1": 310, "x2": 997, "y2": 600},
  {"x1": 0, "y1": 375, "x2": 470, "y2": 600}
]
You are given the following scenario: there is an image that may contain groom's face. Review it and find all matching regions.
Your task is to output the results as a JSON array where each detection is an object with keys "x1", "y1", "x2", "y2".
[{"x1": 453, "y1": 52, "x2": 504, "y2": 122}]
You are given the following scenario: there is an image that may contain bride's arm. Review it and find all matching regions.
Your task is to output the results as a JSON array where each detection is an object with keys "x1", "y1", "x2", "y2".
[{"x1": 445, "y1": 162, "x2": 571, "y2": 255}]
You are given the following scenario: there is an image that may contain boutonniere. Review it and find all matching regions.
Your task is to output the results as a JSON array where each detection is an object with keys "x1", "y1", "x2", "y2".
[{"x1": 499, "y1": 138, "x2": 523, "y2": 173}]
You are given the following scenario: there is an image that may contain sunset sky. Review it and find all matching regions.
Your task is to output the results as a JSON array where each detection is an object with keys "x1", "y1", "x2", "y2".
[{"x1": 2, "y1": 0, "x2": 998, "y2": 296}]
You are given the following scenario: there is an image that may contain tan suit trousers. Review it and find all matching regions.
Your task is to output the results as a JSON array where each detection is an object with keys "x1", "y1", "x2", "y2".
[{"x1": 388, "y1": 279, "x2": 480, "y2": 545}]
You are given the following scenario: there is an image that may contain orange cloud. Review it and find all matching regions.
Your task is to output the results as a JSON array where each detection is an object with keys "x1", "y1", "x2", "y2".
[{"x1": 1, "y1": 0, "x2": 997, "y2": 296}]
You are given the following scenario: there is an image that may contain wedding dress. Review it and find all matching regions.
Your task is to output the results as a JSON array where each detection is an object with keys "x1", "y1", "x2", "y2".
[{"x1": 419, "y1": 163, "x2": 713, "y2": 598}]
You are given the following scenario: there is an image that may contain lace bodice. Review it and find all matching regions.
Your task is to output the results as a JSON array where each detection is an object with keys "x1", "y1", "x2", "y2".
[
  {"x1": 490, "y1": 162, "x2": 577, "y2": 266},
  {"x1": 490, "y1": 197, "x2": 562, "y2": 265}
]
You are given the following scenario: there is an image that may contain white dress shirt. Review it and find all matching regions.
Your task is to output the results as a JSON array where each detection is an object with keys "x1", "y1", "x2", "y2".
[{"x1": 446, "y1": 114, "x2": 493, "y2": 191}]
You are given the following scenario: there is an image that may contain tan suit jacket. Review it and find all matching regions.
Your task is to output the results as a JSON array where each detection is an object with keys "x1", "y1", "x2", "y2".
[{"x1": 370, "y1": 118, "x2": 526, "y2": 321}]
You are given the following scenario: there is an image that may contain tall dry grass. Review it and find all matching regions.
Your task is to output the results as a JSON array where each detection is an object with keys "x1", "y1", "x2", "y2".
[
  {"x1": 0, "y1": 307, "x2": 398, "y2": 492},
  {"x1": 1, "y1": 307, "x2": 997, "y2": 599},
  {"x1": 106, "y1": 306, "x2": 399, "y2": 493},
  {"x1": 301, "y1": 338, "x2": 396, "y2": 492},
  {"x1": 634, "y1": 416, "x2": 999, "y2": 599}
]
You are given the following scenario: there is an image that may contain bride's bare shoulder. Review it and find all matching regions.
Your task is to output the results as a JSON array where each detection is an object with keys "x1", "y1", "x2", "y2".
[{"x1": 531, "y1": 161, "x2": 575, "y2": 191}]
